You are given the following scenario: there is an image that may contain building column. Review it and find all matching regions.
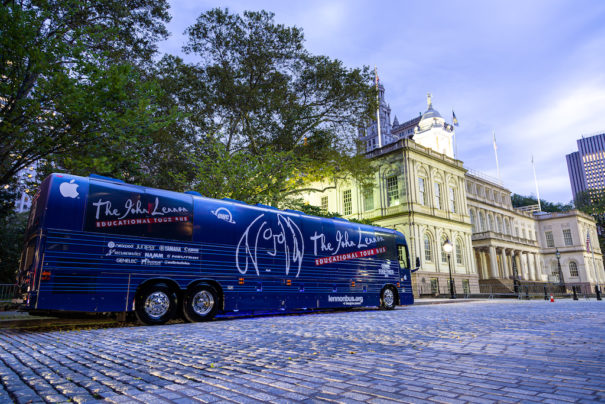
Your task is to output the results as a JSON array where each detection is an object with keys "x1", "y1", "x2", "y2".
[
  {"x1": 520, "y1": 252, "x2": 529, "y2": 281},
  {"x1": 533, "y1": 254, "x2": 542, "y2": 281},
  {"x1": 488, "y1": 246, "x2": 498, "y2": 279},
  {"x1": 501, "y1": 249, "x2": 509, "y2": 279},
  {"x1": 528, "y1": 253, "x2": 536, "y2": 281}
]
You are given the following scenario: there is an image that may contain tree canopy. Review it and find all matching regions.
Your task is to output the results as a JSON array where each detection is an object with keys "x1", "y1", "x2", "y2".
[
  {"x1": 511, "y1": 194, "x2": 573, "y2": 213},
  {"x1": 178, "y1": 8, "x2": 375, "y2": 205},
  {"x1": 0, "y1": 0, "x2": 173, "y2": 197}
]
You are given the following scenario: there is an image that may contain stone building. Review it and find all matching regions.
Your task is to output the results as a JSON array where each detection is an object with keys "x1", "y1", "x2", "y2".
[
  {"x1": 300, "y1": 85, "x2": 604, "y2": 297},
  {"x1": 302, "y1": 93, "x2": 479, "y2": 296},
  {"x1": 536, "y1": 211, "x2": 604, "y2": 292}
]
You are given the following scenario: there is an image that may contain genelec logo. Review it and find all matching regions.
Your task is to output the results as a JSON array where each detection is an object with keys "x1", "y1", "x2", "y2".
[{"x1": 59, "y1": 179, "x2": 79, "y2": 198}]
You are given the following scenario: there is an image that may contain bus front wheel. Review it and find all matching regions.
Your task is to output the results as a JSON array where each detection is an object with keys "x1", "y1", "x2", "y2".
[
  {"x1": 135, "y1": 283, "x2": 177, "y2": 325},
  {"x1": 380, "y1": 286, "x2": 397, "y2": 310},
  {"x1": 183, "y1": 284, "x2": 219, "y2": 322}
]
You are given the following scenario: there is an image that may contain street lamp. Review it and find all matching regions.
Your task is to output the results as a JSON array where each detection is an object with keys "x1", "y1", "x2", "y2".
[
  {"x1": 555, "y1": 248, "x2": 564, "y2": 287},
  {"x1": 442, "y1": 239, "x2": 456, "y2": 299}
]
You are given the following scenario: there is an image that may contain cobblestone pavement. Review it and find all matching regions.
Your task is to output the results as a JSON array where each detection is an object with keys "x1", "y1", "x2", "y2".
[{"x1": 0, "y1": 300, "x2": 604, "y2": 403}]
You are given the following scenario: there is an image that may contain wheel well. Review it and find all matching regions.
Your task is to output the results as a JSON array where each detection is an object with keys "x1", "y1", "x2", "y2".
[
  {"x1": 382, "y1": 284, "x2": 400, "y2": 305},
  {"x1": 136, "y1": 278, "x2": 181, "y2": 299},
  {"x1": 186, "y1": 280, "x2": 224, "y2": 310}
]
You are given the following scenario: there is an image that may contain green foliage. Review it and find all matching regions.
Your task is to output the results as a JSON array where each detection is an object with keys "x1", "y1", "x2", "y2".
[
  {"x1": 574, "y1": 189, "x2": 605, "y2": 216},
  {"x1": 178, "y1": 8, "x2": 375, "y2": 204},
  {"x1": 0, "y1": 0, "x2": 172, "y2": 204},
  {"x1": 0, "y1": 213, "x2": 28, "y2": 284},
  {"x1": 511, "y1": 194, "x2": 573, "y2": 212}
]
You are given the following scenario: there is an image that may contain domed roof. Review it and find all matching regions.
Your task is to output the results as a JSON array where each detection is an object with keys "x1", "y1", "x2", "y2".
[{"x1": 421, "y1": 105, "x2": 442, "y2": 120}]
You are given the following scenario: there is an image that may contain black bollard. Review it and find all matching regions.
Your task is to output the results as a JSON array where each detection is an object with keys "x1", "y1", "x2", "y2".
[
  {"x1": 597, "y1": 285, "x2": 602, "y2": 301},
  {"x1": 572, "y1": 286, "x2": 578, "y2": 300},
  {"x1": 525, "y1": 286, "x2": 530, "y2": 300},
  {"x1": 544, "y1": 285, "x2": 548, "y2": 301}
]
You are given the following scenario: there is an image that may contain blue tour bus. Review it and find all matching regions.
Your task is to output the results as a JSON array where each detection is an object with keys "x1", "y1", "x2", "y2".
[{"x1": 17, "y1": 173, "x2": 414, "y2": 325}]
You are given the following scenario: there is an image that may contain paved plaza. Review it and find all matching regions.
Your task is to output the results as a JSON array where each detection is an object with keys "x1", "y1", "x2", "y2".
[{"x1": 0, "y1": 300, "x2": 604, "y2": 403}]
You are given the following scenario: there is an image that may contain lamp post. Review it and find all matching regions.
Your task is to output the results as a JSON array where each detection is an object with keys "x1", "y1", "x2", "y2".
[
  {"x1": 555, "y1": 248, "x2": 564, "y2": 287},
  {"x1": 442, "y1": 239, "x2": 456, "y2": 299}
]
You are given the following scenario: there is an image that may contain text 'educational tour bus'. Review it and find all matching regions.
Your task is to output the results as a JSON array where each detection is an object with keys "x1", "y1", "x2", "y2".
[{"x1": 17, "y1": 173, "x2": 414, "y2": 325}]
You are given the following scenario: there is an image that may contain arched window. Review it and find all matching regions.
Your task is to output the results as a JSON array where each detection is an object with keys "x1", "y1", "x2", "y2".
[
  {"x1": 569, "y1": 261, "x2": 579, "y2": 277},
  {"x1": 469, "y1": 210, "x2": 476, "y2": 232},
  {"x1": 551, "y1": 261, "x2": 560, "y2": 282},
  {"x1": 441, "y1": 236, "x2": 449, "y2": 263},
  {"x1": 488, "y1": 214, "x2": 494, "y2": 231},
  {"x1": 496, "y1": 217, "x2": 502, "y2": 233},
  {"x1": 479, "y1": 212, "x2": 486, "y2": 232},
  {"x1": 505, "y1": 218, "x2": 511, "y2": 235},
  {"x1": 455, "y1": 238, "x2": 464, "y2": 264},
  {"x1": 424, "y1": 233, "x2": 433, "y2": 262}
]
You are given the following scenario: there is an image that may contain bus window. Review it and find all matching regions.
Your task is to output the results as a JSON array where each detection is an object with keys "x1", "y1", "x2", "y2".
[{"x1": 397, "y1": 245, "x2": 409, "y2": 269}]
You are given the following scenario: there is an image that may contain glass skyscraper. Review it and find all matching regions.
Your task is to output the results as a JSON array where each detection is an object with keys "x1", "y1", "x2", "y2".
[{"x1": 566, "y1": 132, "x2": 605, "y2": 200}]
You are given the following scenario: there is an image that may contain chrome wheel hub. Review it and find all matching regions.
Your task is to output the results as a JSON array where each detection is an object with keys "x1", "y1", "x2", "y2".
[
  {"x1": 192, "y1": 290, "x2": 214, "y2": 316},
  {"x1": 144, "y1": 291, "x2": 170, "y2": 319},
  {"x1": 383, "y1": 288, "x2": 394, "y2": 307}
]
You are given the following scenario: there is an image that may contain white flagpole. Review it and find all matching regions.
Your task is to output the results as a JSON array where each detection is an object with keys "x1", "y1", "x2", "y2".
[
  {"x1": 493, "y1": 130, "x2": 501, "y2": 181},
  {"x1": 531, "y1": 154, "x2": 542, "y2": 212},
  {"x1": 375, "y1": 66, "x2": 382, "y2": 148}
]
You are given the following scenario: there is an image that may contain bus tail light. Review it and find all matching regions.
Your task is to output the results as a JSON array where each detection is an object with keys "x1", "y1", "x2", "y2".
[
  {"x1": 238, "y1": 277, "x2": 244, "y2": 285},
  {"x1": 351, "y1": 281, "x2": 356, "y2": 287},
  {"x1": 286, "y1": 279, "x2": 292, "y2": 286},
  {"x1": 41, "y1": 271, "x2": 51, "y2": 281}
]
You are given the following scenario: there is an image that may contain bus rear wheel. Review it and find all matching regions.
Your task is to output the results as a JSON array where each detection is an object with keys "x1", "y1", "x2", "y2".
[
  {"x1": 380, "y1": 286, "x2": 396, "y2": 310},
  {"x1": 135, "y1": 283, "x2": 177, "y2": 325},
  {"x1": 183, "y1": 284, "x2": 218, "y2": 322}
]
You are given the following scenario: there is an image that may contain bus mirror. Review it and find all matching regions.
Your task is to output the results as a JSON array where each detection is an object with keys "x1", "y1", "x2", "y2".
[{"x1": 411, "y1": 257, "x2": 421, "y2": 273}]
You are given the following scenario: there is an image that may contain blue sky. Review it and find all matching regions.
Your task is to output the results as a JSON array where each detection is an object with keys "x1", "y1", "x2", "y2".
[{"x1": 159, "y1": 0, "x2": 605, "y2": 204}]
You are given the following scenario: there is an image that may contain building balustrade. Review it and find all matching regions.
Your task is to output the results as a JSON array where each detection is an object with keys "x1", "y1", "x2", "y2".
[{"x1": 471, "y1": 231, "x2": 538, "y2": 247}]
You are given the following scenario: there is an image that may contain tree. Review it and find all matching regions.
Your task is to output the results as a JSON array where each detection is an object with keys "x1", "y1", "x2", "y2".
[
  {"x1": 574, "y1": 189, "x2": 605, "y2": 217},
  {"x1": 0, "y1": 0, "x2": 172, "y2": 201},
  {"x1": 0, "y1": 212, "x2": 27, "y2": 284},
  {"x1": 511, "y1": 194, "x2": 573, "y2": 213},
  {"x1": 180, "y1": 8, "x2": 375, "y2": 205}
]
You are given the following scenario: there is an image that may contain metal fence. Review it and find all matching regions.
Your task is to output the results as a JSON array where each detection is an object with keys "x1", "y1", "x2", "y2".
[
  {"x1": 416, "y1": 283, "x2": 471, "y2": 299},
  {"x1": 0, "y1": 284, "x2": 18, "y2": 301},
  {"x1": 416, "y1": 282, "x2": 601, "y2": 300}
]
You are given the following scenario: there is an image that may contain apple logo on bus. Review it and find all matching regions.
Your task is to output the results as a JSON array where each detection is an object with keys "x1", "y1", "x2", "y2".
[{"x1": 59, "y1": 179, "x2": 79, "y2": 198}]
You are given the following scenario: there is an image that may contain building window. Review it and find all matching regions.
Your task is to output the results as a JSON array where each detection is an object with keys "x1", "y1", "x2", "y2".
[
  {"x1": 455, "y1": 239, "x2": 463, "y2": 264},
  {"x1": 434, "y1": 182, "x2": 442, "y2": 209},
  {"x1": 424, "y1": 233, "x2": 433, "y2": 262},
  {"x1": 488, "y1": 215, "x2": 494, "y2": 231},
  {"x1": 496, "y1": 217, "x2": 502, "y2": 233},
  {"x1": 551, "y1": 262, "x2": 560, "y2": 282},
  {"x1": 462, "y1": 279, "x2": 470, "y2": 295},
  {"x1": 342, "y1": 190, "x2": 352, "y2": 215},
  {"x1": 470, "y1": 210, "x2": 476, "y2": 232},
  {"x1": 448, "y1": 187, "x2": 456, "y2": 213},
  {"x1": 386, "y1": 175, "x2": 399, "y2": 206},
  {"x1": 363, "y1": 186, "x2": 374, "y2": 211},
  {"x1": 545, "y1": 231, "x2": 554, "y2": 248},
  {"x1": 569, "y1": 261, "x2": 579, "y2": 277},
  {"x1": 479, "y1": 212, "x2": 486, "y2": 232},
  {"x1": 418, "y1": 178, "x2": 426, "y2": 205},
  {"x1": 321, "y1": 196, "x2": 328, "y2": 212},
  {"x1": 441, "y1": 237, "x2": 448, "y2": 263},
  {"x1": 563, "y1": 229, "x2": 573, "y2": 246},
  {"x1": 430, "y1": 278, "x2": 439, "y2": 294}
]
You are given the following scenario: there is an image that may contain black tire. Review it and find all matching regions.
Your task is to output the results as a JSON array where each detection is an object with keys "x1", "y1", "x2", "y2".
[
  {"x1": 380, "y1": 286, "x2": 397, "y2": 310},
  {"x1": 182, "y1": 284, "x2": 219, "y2": 322},
  {"x1": 135, "y1": 283, "x2": 177, "y2": 325}
]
